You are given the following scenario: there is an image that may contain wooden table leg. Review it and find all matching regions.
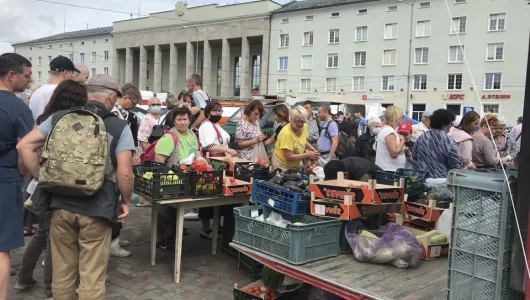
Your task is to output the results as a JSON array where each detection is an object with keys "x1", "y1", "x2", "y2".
[
  {"x1": 174, "y1": 205, "x2": 184, "y2": 283},
  {"x1": 212, "y1": 205, "x2": 220, "y2": 255},
  {"x1": 150, "y1": 201, "x2": 158, "y2": 266}
]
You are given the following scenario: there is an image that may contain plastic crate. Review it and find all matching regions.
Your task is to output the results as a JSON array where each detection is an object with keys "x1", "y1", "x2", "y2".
[
  {"x1": 446, "y1": 169, "x2": 519, "y2": 300},
  {"x1": 238, "y1": 253, "x2": 264, "y2": 281},
  {"x1": 376, "y1": 168, "x2": 428, "y2": 197},
  {"x1": 233, "y1": 205, "x2": 341, "y2": 265},
  {"x1": 252, "y1": 180, "x2": 309, "y2": 216},
  {"x1": 235, "y1": 165, "x2": 275, "y2": 183},
  {"x1": 188, "y1": 170, "x2": 224, "y2": 197},
  {"x1": 133, "y1": 162, "x2": 190, "y2": 200}
]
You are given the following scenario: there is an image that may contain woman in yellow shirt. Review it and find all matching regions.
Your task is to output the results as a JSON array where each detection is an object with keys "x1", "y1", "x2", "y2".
[{"x1": 272, "y1": 106, "x2": 320, "y2": 171}]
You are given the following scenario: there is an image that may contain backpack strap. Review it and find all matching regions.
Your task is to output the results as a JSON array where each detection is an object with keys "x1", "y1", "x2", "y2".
[{"x1": 515, "y1": 133, "x2": 522, "y2": 141}]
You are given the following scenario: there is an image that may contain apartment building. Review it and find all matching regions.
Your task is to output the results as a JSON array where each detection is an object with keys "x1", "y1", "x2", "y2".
[
  {"x1": 13, "y1": 27, "x2": 113, "y2": 87},
  {"x1": 268, "y1": 0, "x2": 530, "y2": 122}
]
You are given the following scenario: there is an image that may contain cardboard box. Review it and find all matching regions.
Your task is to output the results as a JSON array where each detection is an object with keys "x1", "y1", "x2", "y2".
[
  {"x1": 401, "y1": 199, "x2": 453, "y2": 223},
  {"x1": 310, "y1": 194, "x2": 402, "y2": 220},
  {"x1": 310, "y1": 172, "x2": 405, "y2": 204},
  {"x1": 210, "y1": 156, "x2": 253, "y2": 177},
  {"x1": 394, "y1": 214, "x2": 449, "y2": 260},
  {"x1": 223, "y1": 176, "x2": 252, "y2": 196}
]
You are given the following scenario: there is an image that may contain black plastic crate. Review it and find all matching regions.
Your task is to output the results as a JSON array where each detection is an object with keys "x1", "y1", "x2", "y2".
[
  {"x1": 133, "y1": 162, "x2": 190, "y2": 200},
  {"x1": 234, "y1": 164, "x2": 275, "y2": 182},
  {"x1": 222, "y1": 240, "x2": 239, "y2": 259},
  {"x1": 238, "y1": 253, "x2": 264, "y2": 281},
  {"x1": 188, "y1": 170, "x2": 224, "y2": 197}
]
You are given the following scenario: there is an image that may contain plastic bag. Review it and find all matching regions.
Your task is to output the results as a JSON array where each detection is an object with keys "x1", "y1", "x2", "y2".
[
  {"x1": 345, "y1": 221, "x2": 422, "y2": 269},
  {"x1": 252, "y1": 142, "x2": 270, "y2": 165},
  {"x1": 179, "y1": 153, "x2": 196, "y2": 165},
  {"x1": 425, "y1": 178, "x2": 454, "y2": 202},
  {"x1": 435, "y1": 208, "x2": 453, "y2": 239}
]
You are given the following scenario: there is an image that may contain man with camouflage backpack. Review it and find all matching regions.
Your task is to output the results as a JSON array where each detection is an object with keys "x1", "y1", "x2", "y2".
[{"x1": 17, "y1": 74, "x2": 134, "y2": 300}]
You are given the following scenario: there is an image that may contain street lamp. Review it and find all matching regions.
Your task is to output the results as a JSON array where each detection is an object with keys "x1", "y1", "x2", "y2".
[
  {"x1": 182, "y1": 25, "x2": 199, "y2": 73},
  {"x1": 397, "y1": 0, "x2": 417, "y2": 117}
]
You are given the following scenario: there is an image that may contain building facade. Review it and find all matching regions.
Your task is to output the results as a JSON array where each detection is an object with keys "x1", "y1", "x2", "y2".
[
  {"x1": 13, "y1": 27, "x2": 113, "y2": 87},
  {"x1": 112, "y1": 0, "x2": 282, "y2": 98},
  {"x1": 267, "y1": 0, "x2": 529, "y2": 122}
]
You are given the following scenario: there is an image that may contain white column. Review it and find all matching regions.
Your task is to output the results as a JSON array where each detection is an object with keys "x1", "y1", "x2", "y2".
[
  {"x1": 139, "y1": 46, "x2": 147, "y2": 91},
  {"x1": 240, "y1": 36, "x2": 250, "y2": 99},
  {"x1": 202, "y1": 40, "x2": 212, "y2": 94},
  {"x1": 259, "y1": 35, "x2": 269, "y2": 95},
  {"x1": 113, "y1": 49, "x2": 120, "y2": 84},
  {"x1": 186, "y1": 42, "x2": 195, "y2": 78},
  {"x1": 169, "y1": 43, "x2": 178, "y2": 94},
  {"x1": 221, "y1": 38, "x2": 230, "y2": 97},
  {"x1": 153, "y1": 45, "x2": 162, "y2": 92},
  {"x1": 125, "y1": 47, "x2": 133, "y2": 84}
]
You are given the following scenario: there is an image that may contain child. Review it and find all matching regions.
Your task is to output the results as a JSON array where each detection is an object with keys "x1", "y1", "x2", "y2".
[{"x1": 397, "y1": 122, "x2": 414, "y2": 169}]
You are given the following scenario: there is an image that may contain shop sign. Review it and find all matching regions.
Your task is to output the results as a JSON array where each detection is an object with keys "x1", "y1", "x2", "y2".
[
  {"x1": 442, "y1": 94, "x2": 465, "y2": 100},
  {"x1": 463, "y1": 107, "x2": 474, "y2": 113},
  {"x1": 362, "y1": 95, "x2": 385, "y2": 100},
  {"x1": 481, "y1": 94, "x2": 510, "y2": 100}
]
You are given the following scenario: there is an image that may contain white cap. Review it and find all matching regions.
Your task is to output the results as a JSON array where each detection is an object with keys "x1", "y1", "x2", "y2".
[{"x1": 454, "y1": 115, "x2": 463, "y2": 127}]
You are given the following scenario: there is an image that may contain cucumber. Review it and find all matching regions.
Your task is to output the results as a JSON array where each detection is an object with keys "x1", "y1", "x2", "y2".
[
  {"x1": 282, "y1": 181, "x2": 298, "y2": 188},
  {"x1": 286, "y1": 185, "x2": 304, "y2": 193},
  {"x1": 281, "y1": 173, "x2": 301, "y2": 182}
]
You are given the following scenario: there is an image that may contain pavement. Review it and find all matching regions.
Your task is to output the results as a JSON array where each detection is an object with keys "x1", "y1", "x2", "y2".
[{"x1": 8, "y1": 206, "x2": 252, "y2": 300}]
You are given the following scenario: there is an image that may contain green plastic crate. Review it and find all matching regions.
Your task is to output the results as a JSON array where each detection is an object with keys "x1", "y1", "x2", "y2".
[{"x1": 233, "y1": 205, "x2": 341, "y2": 265}]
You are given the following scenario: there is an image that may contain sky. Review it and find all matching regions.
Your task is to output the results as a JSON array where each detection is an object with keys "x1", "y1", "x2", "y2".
[{"x1": 0, "y1": 0, "x2": 288, "y2": 54}]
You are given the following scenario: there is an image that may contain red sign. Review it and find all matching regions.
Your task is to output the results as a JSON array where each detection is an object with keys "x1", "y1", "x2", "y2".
[
  {"x1": 482, "y1": 94, "x2": 510, "y2": 100},
  {"x1": 443, "y1": 94, "x2": 465, "y2": 100}
]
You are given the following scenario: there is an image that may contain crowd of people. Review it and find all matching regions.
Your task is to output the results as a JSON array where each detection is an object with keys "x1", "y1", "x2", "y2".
[{"x1": 0, "y1": 50, "x2": 524, "y2": 300}]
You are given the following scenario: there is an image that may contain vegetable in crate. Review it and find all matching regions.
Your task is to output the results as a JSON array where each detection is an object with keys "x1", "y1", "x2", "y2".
[
  {"x1": 268, "y1": 174, "x2": 283, "y2": 185},
  {"x1": 281, "y1": 172, "x2": 301, "y2": 182}
]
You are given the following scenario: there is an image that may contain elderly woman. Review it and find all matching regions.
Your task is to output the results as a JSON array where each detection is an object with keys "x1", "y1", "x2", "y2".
[
  {"x1": 472, "y1": 114, "x2": 512, "y2": 168},
  {"x1": 199, "y1": 101, "x2": 238, "y2": 158},
  {"x1": 236, "y1": 100, "x2": 265, "y2": 160},
  {"x1": 448, "y1": 111, "x2": 480, "y2": 169},
  {"x1": 375, "y1": 106, "x2": 406, "y2": 172},
  {"x1": 138, "y1": 97, "x2": 163, "y2": 151},
  {"x1": 413, "y1": 109, "x2": 461, "y2": 178},
  {"x1": 353, "y1": 117, "x2": 382, "y2": 163},
  {"x1": 271, "y1": 106, "x2": 319, "y2": 172},
  {"x1": 493, "y1": 119, "x2": 510, "y2": 158}
]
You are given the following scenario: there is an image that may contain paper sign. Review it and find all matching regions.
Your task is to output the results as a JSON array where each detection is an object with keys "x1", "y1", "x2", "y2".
[
  {"x1": 314, "y1": 204, "x2": 326, "y2": 216},
  {"x1": 250, "y1": 210, "x2": 259, "y2": 218},
  {"x1": 268, "y1": 199, "x2": 275, "y2": 207}
]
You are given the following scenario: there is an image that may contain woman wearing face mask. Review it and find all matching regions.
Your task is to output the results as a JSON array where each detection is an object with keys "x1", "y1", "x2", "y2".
[
  {"x1": 448, "y1": 110, "x2": 480, "y2": 169},
  {"x1": 472, "y1": 114, "x2": 512, "y2": 168},
  {"x1": 138, "y1": 97, "x2": 163, "y2": 151},
  {"x1": 236, "y1": 100, "x2": 265, "y2": 160},
  {"x1": 353, "y1": 117, "x2": 382, "y2": 163},
  {"x1": 264, "y1": 104, "x2": 290, "y2": 147},
  {"x1": 199, "y1": 101, "x2": 237, "y2": 158}
]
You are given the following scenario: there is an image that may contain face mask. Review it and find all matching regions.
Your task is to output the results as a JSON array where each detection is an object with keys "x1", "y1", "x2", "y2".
[
  {"x1": 371, "y1": 128, "x2": 381, "y2": 135},
  {"x1": 151, "y1": 106, "x2": 161, "y2": 114},
  {"x1": 209, "y1": 115, "x2": 222, "y2": 123}
]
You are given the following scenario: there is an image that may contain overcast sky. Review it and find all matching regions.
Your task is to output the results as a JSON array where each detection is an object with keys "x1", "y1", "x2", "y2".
[{"x1": 0, "y1": 0, "x2": 288, "y2": 55}]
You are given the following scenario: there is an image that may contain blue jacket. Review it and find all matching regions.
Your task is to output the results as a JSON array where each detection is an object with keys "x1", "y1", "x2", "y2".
[{"x1": 412, "y1": 129, "x2": 461, "y2": 178}]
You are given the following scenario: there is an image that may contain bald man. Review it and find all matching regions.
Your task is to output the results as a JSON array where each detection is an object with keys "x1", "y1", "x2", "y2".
[{"x1": 74, "y1": 63, "x2": 90, "y2": 84}]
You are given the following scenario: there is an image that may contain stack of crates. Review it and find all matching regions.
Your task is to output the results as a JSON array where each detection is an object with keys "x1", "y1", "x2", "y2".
[{"x1": 446, "y1": 169, "x2": 522, "y2": 300}]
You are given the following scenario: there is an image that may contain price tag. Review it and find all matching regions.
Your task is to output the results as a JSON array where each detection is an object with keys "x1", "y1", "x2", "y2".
[
  {"x1": 315, "y1": 204, "x2": 325, "y2": 216},
  {"x1": 250, "y1": 209, "x2": 259, "y2": 218},
  {"x1": 268, "y1": 199, "x2": 275, "y2": 207},
  {"x1": 430, "y1": 246, "x2": 441, "y2": 257}
]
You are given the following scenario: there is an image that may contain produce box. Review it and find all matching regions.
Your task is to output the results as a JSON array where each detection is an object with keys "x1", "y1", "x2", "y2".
[
  {"x1": 376, "y1": 169, "x2": 428, "y2": 197},
  {"x1": 252, "y1": 180, "x2": 309, "y2": 216},
  {"x1": 223, "y1": 176, "x2": 253, "y2": 196},
  {"x1": 310, "y1": 172, "x2": 405, "y2": 204},
  {"x1": 133, "y1": 162, "x2": 190, "y2": 200},
  {"x1": 401, "y1": 199, "x2": 453, "y2": 223},
  {"x1": 394, "y1": 214, "x2": 449, "y2": 260},
  {"x1": 188, "y1": 169, "x2": 224, "y2": 197},
  {"x1": 233, "y1": 281, "x2": 278, "y2": 300},
  {"x1": 210, "y1": 156, "x2": 253, "y2": 177},
  {"x1": 310, "y1": 194, "x2": 402, "y2": 221},
  {"x1": 235, "y1": 164, "x2": 276, "y2": 182}
]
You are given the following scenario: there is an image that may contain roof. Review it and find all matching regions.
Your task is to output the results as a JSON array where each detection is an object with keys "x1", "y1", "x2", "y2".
[
  {"x1": 273, "y1": 0, "x2": 381, "y2": 14},
  {"x1": 13, "y1": 26, "x2": 113, "y2": 46}
]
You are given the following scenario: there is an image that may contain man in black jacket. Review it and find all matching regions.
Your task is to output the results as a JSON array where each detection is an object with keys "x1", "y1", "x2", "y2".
[{"x1": 324, "y1": 157, "x2": 381, "y2": 181}]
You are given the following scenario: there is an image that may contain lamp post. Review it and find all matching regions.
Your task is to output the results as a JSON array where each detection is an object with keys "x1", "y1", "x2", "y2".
[
  {"x1": 182, "y1": 25, "x2": 199, "y2": 73},
  {"x1": 398, "y1": 0, "x2": 417, "y2": 117}
]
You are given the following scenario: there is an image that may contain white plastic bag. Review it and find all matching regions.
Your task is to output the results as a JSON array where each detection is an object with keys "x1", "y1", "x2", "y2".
[
  {"x1": 435, "y1": 208, "x2": 453, "y2": 239},
  {"x1": 179, "y1": 153, "x2": 196, "y2": 165}
]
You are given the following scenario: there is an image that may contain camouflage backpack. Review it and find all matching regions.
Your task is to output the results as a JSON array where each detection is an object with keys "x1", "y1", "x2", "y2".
[{"x1": 40, "y1": 106, "x2": 112, "y2": 197}]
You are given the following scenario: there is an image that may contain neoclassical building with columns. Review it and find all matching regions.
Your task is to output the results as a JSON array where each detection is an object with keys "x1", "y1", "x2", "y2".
[{"x1": 112, "y1": 0, "x2": 281, "y2": 98}]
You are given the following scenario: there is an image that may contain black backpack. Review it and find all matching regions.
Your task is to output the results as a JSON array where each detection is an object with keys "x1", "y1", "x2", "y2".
[
  {"x1": 323, "y1": 121, "x2": 349, "y2": 158},
  {"x1": 148, "y1": 114, "x2": 171, "y2": 144}
]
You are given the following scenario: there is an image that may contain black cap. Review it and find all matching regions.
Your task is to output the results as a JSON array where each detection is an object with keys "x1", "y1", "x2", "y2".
[{"x1": 50, "y1": 56, "x2": 80, "y2": 73}]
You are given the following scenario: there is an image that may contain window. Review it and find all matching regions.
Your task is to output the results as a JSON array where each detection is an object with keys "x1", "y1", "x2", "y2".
[
  {"x1": 301, "y1": 79, "x2": 312, "y2": 92},
  {"x1": 301, "y1": 55, "x2": 313, "y2": 69},
  {"x1": 306, "y1": 15, "x2": 313, "y2": 21},
  {"x1": 104, "y1": 67, "x2": 108, "y2": 75},
  {"x1": 382, "y1": 75, "x2": 395, "y2": 91},
  {"x1": 419, "y1": 2, "x2": 431, "y2": 8},
  {"x1": 387, "y1": 5, "x2": 398, "y2": 12},
  {"x1": 448, "y1": 46, "x2": 464, "y2": 63},
  {"x1": 59, "y1": 44, "x2": 62, "y2": 48},
  {"x1": 384, "y1": 23, "x2": 398, "y2": 39},
  {"x1": 91, "y1": 52, "x2": 96, "y2": 62},
  {"x1": 446, "y1": 104, "x2": 461, "y2": 116},
  {"x1": 277, "y1": 79, "x2": 287, "y2": 93},
  {"x1": 48, "y1": 45, "x2": 51, "y2": 48},
  {"x1": 38, "y1": 57, "x2": 42, "y2": 65},
  {"x1": 48, "y1": 56, "x2": 52, "y2": 63},
  {"x1": 381, "y1": 103, "x2": 394, "y2": 108},
  {"x1": 91, "y1": 68, "x2": 96, "y2": 76},
  {"x1": 354, "y1": 51, "x2": 366, "y2": 67},
  {"x1": 81, "y1": 42, "x2": 84, "y2": 45},
  {"x1": 454, "y1": 0, "x2": 466, "y2": 3},
  {"x1": 447, "y1": 74, "x2": 463, "y2": 90},
  {"x1": 38, "y1": 71, "x2": 42, "y2": 80},
  {"x1": 355, "y1": 26, "x2": 368, "y2": 42},
  {"x1": 92, "y1": 41, "x2": 96, "y2": 44},
  {"x1": 327, "y1": 53, "x2": 339, "y2": 68},
  {"x1": 69, "y1": 54, "x2": 74, "y2": 61},
  {"x1": 382, "y1": 49, "x2": 397, "y2": 66},
  {"x1": 281, "y1": 18, "x2": 289, "y2": 24},
  {"x1": 280, "y1": 34, "x2": 289, "y2": 48},
  {"x1": 105, "y1": 39, "x2": 109, "y2": 43},
  {"x1": 80, "y1": 53, "x2": 85, "y2": 63},
  {"x1": 29, "y1": 57, "x2": 32, "y2": 62},
  {"x1": 484, "y1": 72, "x2": 502, "y2": 90},
  {"x1": 278, "y1": 57, "x2": 288, "y2": 70},
  {"x1": 358, "y1": 9, "x2": 367, "y2": 14},
  {"x1": 489, "y1": 13, "x2": 506, "y2": 31},
  {"x1": 413, "y1": 74, "x2": 428, "y2": 90},
  {"x1": 451, "y1": 17, "x2": 467, "y2": 34},
  {"x1": 331, "y1": 12, "x2": 339, "y2": 18},
  {"x1": 483, "y1": 104, "x2": 499, "y2": 114},
  {"x1": 29, "y1": 47, "x2": 32, "y2": 51},
  {"x1": 325, "y1": 78, "x2": 337, "y2": 92},
  {"x1": 303, "y1": 32, "x2": 314, "y2": 46},
  {"x1": 329, "y1": 29, "x2": 340, "y2": 44},
  {"x1": 416, "y1": 20, "x2": 431, "y2": 37},
  {"x1": 147, "y1": 70, "x2": 150, "y2": 79},
  {"x1": 234, "y1": 57, "x2": 241, "y2": 96},
  {"x1": 104, "y1": 51, "x2": 109, "y2": 61},
  {"x1": 415, "y1": 47, "x2": 429, "y2": 64},
  {"x1": 486, "y1": 43, "x2": 504, "y2": 61},
  {"x1": 412, "y1": 104, "x2": 426, "y2": 121},
  {"x1": 352, "y1": 76, "x2": 365, "y2": 92},
  {"x1": 252, "y1": 55, "x2": 261, "y2": 92}
]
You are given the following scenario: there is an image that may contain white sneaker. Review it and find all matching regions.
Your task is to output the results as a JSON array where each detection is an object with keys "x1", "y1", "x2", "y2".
[
  {"x1": 110, "y1": 238, "x2": 131, "y2": 257},
  {"x1": 184, "y1": 212, "x2": 199, "y2": 220}
]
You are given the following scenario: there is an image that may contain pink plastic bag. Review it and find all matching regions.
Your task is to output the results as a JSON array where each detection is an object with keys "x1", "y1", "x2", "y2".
[{"x1": 252, "y1": 142, "x2": 270, "y2": 165}]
